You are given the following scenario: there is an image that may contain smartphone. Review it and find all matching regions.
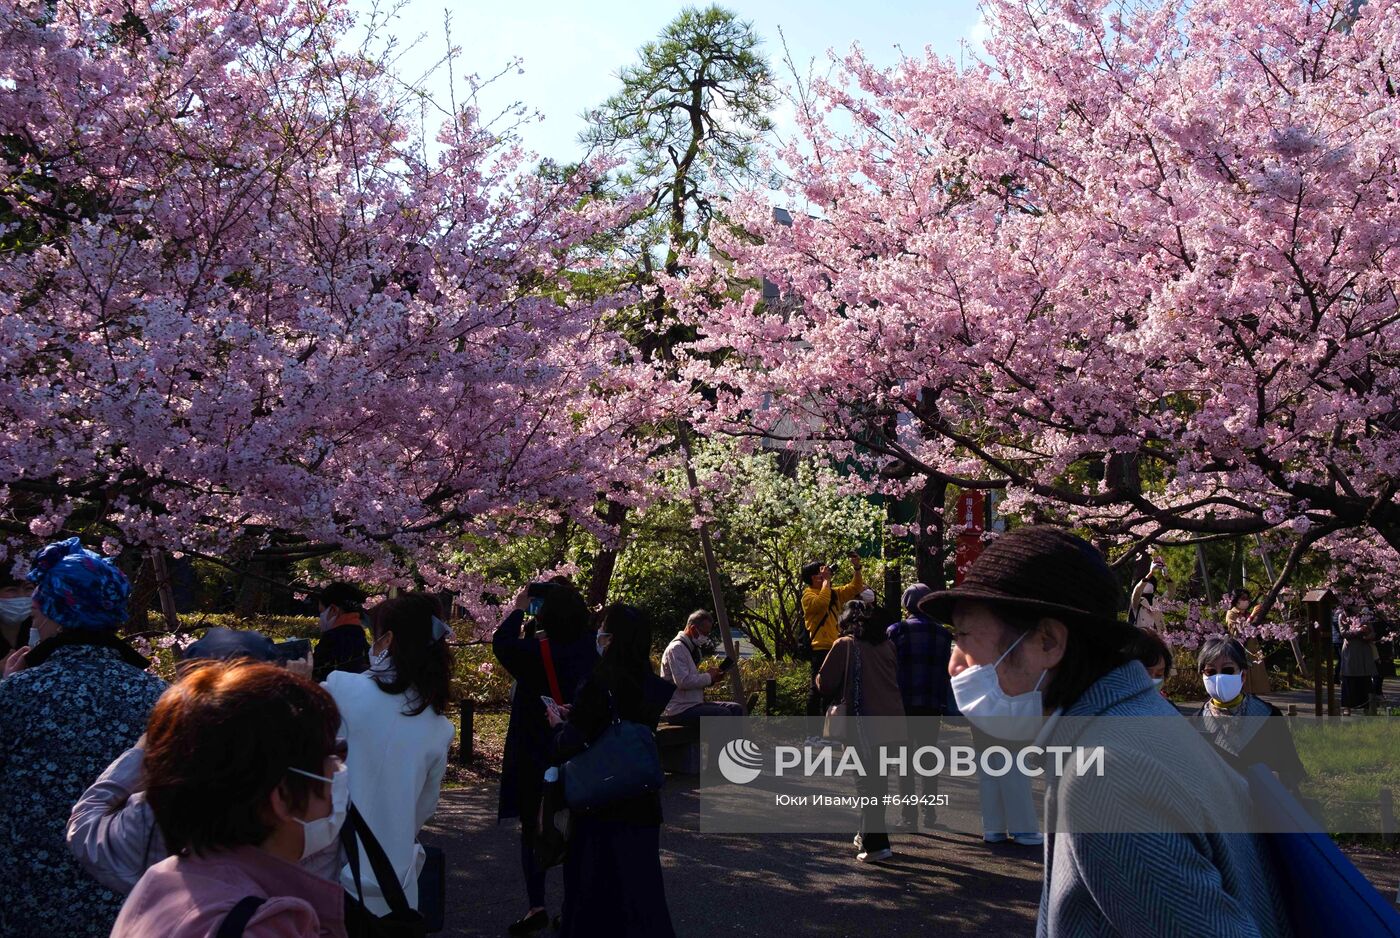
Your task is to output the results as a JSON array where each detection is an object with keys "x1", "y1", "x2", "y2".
[
  {"x1": 540, "y1": 695, "x2": 564, "y2": 720},
  {"x1": 717, "y1": 656, "x2": 735, "y2": 673},
  {"x1": 526, "y1": 582, "x2": 552, "y2": 617},
  {"x1": 271, "y1": 638, "x2": 311, "y2": 662}
]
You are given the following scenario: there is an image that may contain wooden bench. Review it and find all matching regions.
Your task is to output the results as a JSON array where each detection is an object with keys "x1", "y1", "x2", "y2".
[{"x1": 655, "y1": 721, "x2": 702, "y2": 775}]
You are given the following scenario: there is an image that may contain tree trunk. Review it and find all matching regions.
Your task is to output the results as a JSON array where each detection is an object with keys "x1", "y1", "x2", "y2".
[
  {"x1": 915, "y1": 477, "x2": 949, "y2": 590},
  {"x1": 586, "y1": 500, "x2": 629, "y2": 609},
  {"x1": 150, "y1": 549, "x2": 180, "y2": 632},
  {"x1": 234, "y1": 558, "x2": 268, "y2": 618},
  {"x1": 1227, "y1": 537, "x2": 1245, "y2": 592},
  {"x1": 127, "y1": 555, "x2": 156, "y2": 632},
  {"x1": 881, "y1": 495, "x2": 903, "y2": 618}
]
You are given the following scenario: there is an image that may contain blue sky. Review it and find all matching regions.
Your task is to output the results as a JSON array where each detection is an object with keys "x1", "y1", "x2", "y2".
[{"x1": 351, "y1": 0, "x2": 985, "y2": 163}]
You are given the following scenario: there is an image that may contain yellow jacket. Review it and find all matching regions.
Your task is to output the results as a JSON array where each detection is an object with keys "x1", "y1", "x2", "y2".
[{"x1": 802, "y1": 573, "x2": 864, "y2": 653}]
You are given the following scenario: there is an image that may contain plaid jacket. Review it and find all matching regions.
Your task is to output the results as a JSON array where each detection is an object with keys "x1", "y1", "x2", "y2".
[{"x1": 886, "y1": 614, "x2": 953, "y2": 712}]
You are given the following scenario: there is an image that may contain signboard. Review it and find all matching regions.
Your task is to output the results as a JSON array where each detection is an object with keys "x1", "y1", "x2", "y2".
[{"x1": 954, "y1": 490, "x2": 987, "y2": 585}]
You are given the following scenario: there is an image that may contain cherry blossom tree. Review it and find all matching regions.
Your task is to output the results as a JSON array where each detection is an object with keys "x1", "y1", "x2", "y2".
[
  {"x1": 671, "y1": 0, "x2": 1400, "y2": 610},
  {"x1": 0, "y1": 0, "x2": 669, "y2": 593}
]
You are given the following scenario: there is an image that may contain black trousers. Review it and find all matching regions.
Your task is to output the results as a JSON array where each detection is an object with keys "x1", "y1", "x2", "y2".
[
  {"x1": 806, "y1": 654, "x2": 827, "y2": 718},
  {"x1": 854, "y1": 742, "x2": 890, "y2": 853},
  {"x1": 898, "y1": 706, "x2": 944, "y2": 818}
]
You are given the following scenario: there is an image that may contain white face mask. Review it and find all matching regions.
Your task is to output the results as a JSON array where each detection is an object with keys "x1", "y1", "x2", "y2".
[
  {"x1": 290, "y1": 760, "x2": 349, "y2": 859},
  {"x1": 596, "y1": 630, "x2": 609, "y2": 658},
  {"x1": 0, "y1": 597, "x2": 30, "y2": 625},
  {"x1": 1151, "y1": 677, "x2": 1165, "y2": 691},
  {"x1": 1203, "y1": 672, "x2": 1244, "y2": 703},
  {"x1": 369, "y1": 640, "x2": 392, "y2": 673},
  {"x1": 950, "y1": 630, "x2": 1047, "y2": 741}
]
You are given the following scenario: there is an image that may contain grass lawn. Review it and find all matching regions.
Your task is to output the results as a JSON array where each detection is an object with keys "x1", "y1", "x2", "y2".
[{"x1": 1292, "y1": 717, "x2": 1400, "y2": 845}]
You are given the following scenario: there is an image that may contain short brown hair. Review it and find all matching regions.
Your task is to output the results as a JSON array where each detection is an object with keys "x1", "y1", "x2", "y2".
[{"x1": 144, "y1": 660, "x2": 340, "y2": 856}]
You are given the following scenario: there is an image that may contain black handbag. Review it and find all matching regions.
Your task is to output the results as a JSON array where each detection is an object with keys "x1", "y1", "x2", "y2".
[
  {"x1": 416, "y1": 844, "x2": 446, "y2": 934},
  {"x1": 560, "y1": 692, "x2": 664, "y2": 811},
  {"x1": 340, "y1": 804, "x2": 427, "y2": 938}
]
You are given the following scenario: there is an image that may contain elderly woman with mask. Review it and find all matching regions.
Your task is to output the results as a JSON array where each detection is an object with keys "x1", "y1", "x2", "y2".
[
  {"x1": 0, "y1": 538, "x2": 167, "y2": 938},
  {"x1": 1192, "y1": 637, "x2": 1306, "y2": 795},
  {"x1": 922, "y1": 526, "x2": 1290, "y2": 938}
]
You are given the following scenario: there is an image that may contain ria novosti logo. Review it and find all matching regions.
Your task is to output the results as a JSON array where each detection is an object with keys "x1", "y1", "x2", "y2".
[
  {"x1": 713, "y1": 737, "x2": 1107, "y2": 785},
  {"x1": 717, "y1": 738, "x2": 764, "y2": 784}
]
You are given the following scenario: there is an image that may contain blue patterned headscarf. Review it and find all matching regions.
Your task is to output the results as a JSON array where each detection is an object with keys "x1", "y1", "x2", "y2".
[{"x1": 26, "y1": 537, "x2": 131, "y2": 631}]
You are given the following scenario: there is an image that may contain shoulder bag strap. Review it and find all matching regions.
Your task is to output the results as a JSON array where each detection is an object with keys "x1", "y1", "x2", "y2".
[
  {"x1": 851, "y1": 641, "x2": 864, "y2": 716},
  {"x1": 342, "y1": 804, "x2": 415, "y2": 916},
  {"x1": 839, "y1": 638, "x2": 854, "y2": 701},
  {"x1": 539, "y1": 636, "x2": 564, "y2": 705},
  {"x1": 216, "y1": 897, "x2": 266, "y2": 938},
  {"x1": 339, "y1": 809, "x2": 366, "y2": 903}
]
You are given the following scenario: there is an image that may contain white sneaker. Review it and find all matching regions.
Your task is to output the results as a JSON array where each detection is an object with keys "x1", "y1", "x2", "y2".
[{"x1": 857, "y1": 848, "x2": 894, "y2": 863}]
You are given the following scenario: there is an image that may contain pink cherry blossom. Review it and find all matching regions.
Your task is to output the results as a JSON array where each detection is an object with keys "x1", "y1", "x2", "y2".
[
  {"x1": 0, "y1": 0, "x2": 674, "y2": 596},
  {"x1": 670, "y1": 0, "x2": 1400, "y2": 595}
]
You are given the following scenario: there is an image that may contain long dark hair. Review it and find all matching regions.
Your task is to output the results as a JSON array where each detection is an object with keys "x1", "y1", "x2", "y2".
[
  {"x1": 594, "y1": 603, "x2": 652, "y2": 696},
  {"x1": 370, "y1": 593, "x2": 452, "y2": 716},
  {"x1": 839, "y1": 600, "x2": 891, "y2": 645}
]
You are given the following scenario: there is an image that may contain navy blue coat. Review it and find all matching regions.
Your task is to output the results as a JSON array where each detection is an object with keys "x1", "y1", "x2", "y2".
[{"x1": 492, "y1": 610, "x2": 597, "y2": 821}]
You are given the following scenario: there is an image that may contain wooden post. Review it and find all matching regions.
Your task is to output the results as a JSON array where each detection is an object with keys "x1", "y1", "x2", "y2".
[
  {"x1": 149, "y1": 549, "x2": 180, "y2": 633},
  {"x1": 765, "y1": 678, "x2": 778, "y2": 715},
  {"x1": 1312, "y1": 610, "x2": 1324, "y2": 717},
  {"x1": 1380, "y1": 788, "x2": 1396, "y2": 847},
  {"x1": 1328, "y1": 630, "x2": 1338, "y2": 717},
  {"x1": 457, "y1": 700, "x2": 474, "y2": 766},
  {"x1": 677, "y1": 423, "x2": 745, "y2": 708}
]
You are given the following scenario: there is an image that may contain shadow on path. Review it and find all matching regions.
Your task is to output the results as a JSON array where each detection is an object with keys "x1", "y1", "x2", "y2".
[{"x1": 422, "y1": 777, "x2": 1043, "y2": 937}]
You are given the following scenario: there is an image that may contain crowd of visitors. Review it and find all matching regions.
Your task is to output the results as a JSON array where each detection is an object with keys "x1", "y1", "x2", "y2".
[
  {"x1": 0, "y1": 536, "x2": 461, "y2": 938},
  {"x1": 0, "y1": 526, "x2": 1389, "y2": 937}
]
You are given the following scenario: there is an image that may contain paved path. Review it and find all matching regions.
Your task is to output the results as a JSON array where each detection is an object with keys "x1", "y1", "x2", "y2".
[
  {"x1": 424, "y1": 723, "x2": 1400, "y2": 937},
  {"x1": 421, "y1": 777, "x2": 1044, "y2": 937}
]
